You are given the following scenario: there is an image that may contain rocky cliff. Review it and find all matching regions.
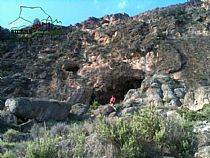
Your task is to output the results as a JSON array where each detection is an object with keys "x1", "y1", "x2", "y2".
[
  {"x1": 0, "y1": 2, "x2": 210, "y2": 104},
  {"x1": 2, "y1": 1, "x2": 210, "y2": 157},
  {"x1": 1, "y1": 1, "x2": 210, "y2": 106}
]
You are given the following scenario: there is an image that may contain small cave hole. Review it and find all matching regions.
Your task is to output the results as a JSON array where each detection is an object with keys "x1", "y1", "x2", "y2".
[
  {"x1": 90, "y1": 77, "x2": 144, "y2": 105},
  {"x1": 62, "y1": 62, "x2": 80, "y2": 72}
]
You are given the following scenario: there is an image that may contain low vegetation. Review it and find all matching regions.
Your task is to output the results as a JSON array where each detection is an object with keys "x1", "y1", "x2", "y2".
[
  {"x1": 25, "y1": 136, "x2": 60, "y2": 158},
  {"x1": 3, "y1": 129, "x2": 21, "y2": 143},
  {"x1": 89, "y1": 100, "x2": 101, "y2": 112},
  {"x1": 178, "y1": 104, "x2": 210, "y2": 122},
  {"x1": 96, "y1": 106, "x2": 196, "y2": 158},
  {"x1": 0, "y1": 106, "x2": 200, "y2": 158},
  {"x1": 0, "y1": 150, "x2": 16, "y2": 158}
]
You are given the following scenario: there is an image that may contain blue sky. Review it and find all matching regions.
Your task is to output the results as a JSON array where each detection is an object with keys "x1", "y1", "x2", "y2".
[{"x1": 0, "y1": 0, "x2": 187, "y2": 29}]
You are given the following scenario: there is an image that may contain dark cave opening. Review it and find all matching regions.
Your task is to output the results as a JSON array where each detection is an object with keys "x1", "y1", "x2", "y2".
[
  {"x1": 90, "y1": 77, "x2": 144, "y2": 105},
  {"x1": 65, "y1": 65, "x2": 80, "y2": 72},
  {"x1": 62, "y1": 62, "x2": 80, "y2": 73}
]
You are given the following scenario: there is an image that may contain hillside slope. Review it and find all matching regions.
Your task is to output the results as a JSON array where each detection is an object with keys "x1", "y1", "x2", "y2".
[{"x1": 1, "y1": 1, "x2": 210, "y2": 105}]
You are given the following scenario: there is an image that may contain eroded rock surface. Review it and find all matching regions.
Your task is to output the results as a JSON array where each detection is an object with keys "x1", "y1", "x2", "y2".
[
  {"x1": 184, "y1": 86, "x2": 210, "y2": 111},
  {"x1": 123, "y1": 74, "x2": 187, "y2": 110},
  {"x1": 5, "y1": 97, "x2": 71, "y2": 122},
  {"x1": 1, "y1": 2, "x2": 210, "y2": 105},
  {"x1": 194, "y1": 122, "x2": 210, "y2": 158}
]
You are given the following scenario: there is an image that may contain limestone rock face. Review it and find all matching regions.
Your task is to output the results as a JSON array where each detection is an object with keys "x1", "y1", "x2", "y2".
[
  {"x1": 67, "y1": 87, "x2": 93, "y2": 106},
  {"x1": 194, "y1": 122, "x2": 210, "y2": 157},
  {"x1": 184, "y1": 86, "x2": 210, "y2": 111},
  {"x1": 0, "y1": 73, "x2": 34, "y2": 100},
  {"x1": 5, "y1": 97, "x2": 71, "y2": 122},
  {"x1": 1, "y1": 3, "x2": 210, "y2": 106},
  {"x1": 123, "y1": 74, "x2": 187, "y2": 108}
]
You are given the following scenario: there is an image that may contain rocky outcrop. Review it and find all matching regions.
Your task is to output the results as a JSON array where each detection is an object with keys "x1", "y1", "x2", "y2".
[
  {"x1": 81, "y1": 13, "x2": 130, "y2": 30},
  {"x1": 93, "y1": 105, "x2": 116, "y2": 117},
  {"x1": 2, "y1": 2, "x2": 210, "y2": 105},
  {"x1": 194, "y1": 122, "x2": 210, "y2": 157},
  {"x1": 5, "y1": 97, "x2": 71, "y2": 122},
  {"x1": 184, "y1": 86, "x2": 210, "y2": 111},
  {"x1": 0, "y1": 111, "x2": 17, "y2": 125},
  {"x1": 123, "y1": 74, "x2": 187, "y2": 111},
  {"x1": 0, "y1": 73, "x2": 34, "y2": 100},
  {"x1": 70, "y1": 103, "x2": 89, "y2": 116},
  {"x1": 0, "y1": 114, "x2": 18, "y2": 133},
  {"x1": 195, "y1": 146, "x2": 210, "y2": 158},
  {"x1": 67, "y1": 87, "x2": 93, "y2": 105},
  {"x1": 118, "y1": 106, "x2": 139, "y2": 117}
]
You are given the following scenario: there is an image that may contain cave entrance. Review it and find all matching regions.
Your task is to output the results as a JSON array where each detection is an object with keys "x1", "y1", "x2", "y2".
[{"x1": 91, "y1": 77, "x2": 144, "y2": 105}]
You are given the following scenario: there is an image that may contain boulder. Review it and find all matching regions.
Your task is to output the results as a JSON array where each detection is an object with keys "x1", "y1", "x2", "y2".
[
  {"x1": 118, "y1": 106, "x2": 139, "y2": 117},
  {"x1": 174, "y1": 88, "x2": 186, "y2": 99},
  {"x1": 67, "y1": 87, "x2": 93, "y2": 106},
  {"x1": 194, "y1": 122, "x2": 210, "y2": 148},
  {"x1": 146, "y1": 87, "x2": 163, "y2": 106},
  {"x1": 93, "y1": 105, "x2": 115, "y2": 116},
  {"x1": 123, "y1": 92, "x2": 143, "y2": 107},
  {"x1": 194, "y1": 122, "x2": 210, "y2": 133},
  {"x1": 5, "y1": 97, "x2": 71, "y2": 122},
  {"x1": 197, "y1": 132, "x2": 210, "y2": 148},
  {"x1": 195, "y1": 146, "x2": 210, "y2": 158},
  {"x1": 0, "y1": 112, "x2": 18, "y2": 133},
  {"x1": 170, "y1": 99, "x2": 182, "y2": 107},
  {"x1": 0, "y1": 111, "x2": 17, "y2": 125},
  {"x1": 70, "y1": 103, "x2": 89, "y2": 116},
  {"x1": 123, "y1": 89, "x2": 140, "y2": 104},
  {"x1": 184, "y1": 86, "x2": 210, "y2": 111},
  {"x1": 162, "y1": 84, "x2": 176, "y2": 102},
  {"x1": 194, "y1": 122, "x2": 210, "y2": 158}
]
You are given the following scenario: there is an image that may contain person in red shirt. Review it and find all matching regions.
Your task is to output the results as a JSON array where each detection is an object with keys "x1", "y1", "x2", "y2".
[{"x1": 109, "y1": 95, "x2": 117, "y2": 111}]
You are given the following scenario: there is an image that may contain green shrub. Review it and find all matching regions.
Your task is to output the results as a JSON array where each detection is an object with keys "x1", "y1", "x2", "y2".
[
  {"x1": 89, "y1": 100, "x2": 100, "y2": 111},
  {"x1": 3, "y1": 129, "x2": 20, "y2": 143},
  {"x1": 116, "y1": 103, "x2": 124, "y2": 111},
  {"x1": 26, "y1": 124, "x2": 61, "y2": 158},
  {"x1": 50, "y1": 123, "x2": 70, "y2": 138},
  {"x1": 0, "y1": 142, "x2": 28, "y2": 158},
  {"x1": 69, "y1": 124, "x2": 86, "y2": 158},
  {"x1": 200, "y1": 104, "x2": 210, "y2": 121},
  {"x1": 160, "y1": 118, "x2": 196, "y2": 157},
  {"x1": 177, "y1": 105, "x2": 210, "y2": 122},
  {"x1": 96, "y1": 106, "x2": 165, "y2": 157},
  {"x1": 96, "y1": 106, "x2": 196, "y2": 158},
  {"x1": 0, "y1": 150, "x2": 16, "y2": 158},
  {"x1": 25, "y1": 137, "x2": 59, "y2": 158}
]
